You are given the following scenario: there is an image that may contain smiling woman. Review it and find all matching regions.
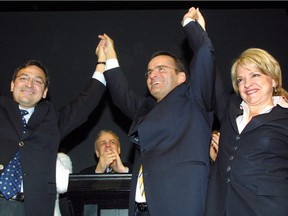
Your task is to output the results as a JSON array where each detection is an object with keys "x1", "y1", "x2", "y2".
[{"x1": 205, "y1": 47, "x2": 288, "y2": 216}]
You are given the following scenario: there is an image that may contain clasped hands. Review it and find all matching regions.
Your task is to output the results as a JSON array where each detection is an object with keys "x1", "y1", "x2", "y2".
[
  {"x1": 95, "y1": 149, "x2": 127, "y2": 173},
  {"x1": 95, "y1": 6, "x2": 205, "y2": 62},
  {"x1": 95, "y1": 33, "x2": 117, "y2": 63}
]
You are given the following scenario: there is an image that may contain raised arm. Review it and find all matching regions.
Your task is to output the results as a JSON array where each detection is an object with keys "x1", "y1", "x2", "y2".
[
  {"x1": 94, "y1": 38, "x2": 107, "y2": 73},
  {"x1": 98, "y1": 33, "x2": 117, "y2": 62},
  {"x1": 183, "y1": 7, "x2": 205, "y2": 31},
  {"x1": 183, "y1": 7, "x2": 215, "y2": 112},
  {"x1": 97, "y1": 34, "x2": 144, "y2": 120}
]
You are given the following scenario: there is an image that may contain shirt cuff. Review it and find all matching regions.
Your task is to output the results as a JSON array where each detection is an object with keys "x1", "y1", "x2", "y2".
[
  {"x1": 106, "y1": 58, "x2": 119, "y2": 70},
  {"x1": 92, "y1": 72, "x2": 106, "y2": 86},
  {"x1": 182, "y1": 18, "x2": 195, "y2": 27}
]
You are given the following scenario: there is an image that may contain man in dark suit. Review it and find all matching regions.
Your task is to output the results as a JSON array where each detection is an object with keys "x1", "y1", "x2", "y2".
[
  {"x1": 0, "y1": 57, "x2": 106, "y2": 216},
  {"x1": 96, "y1": 7, "x2": 215, "y2": 216},
  {"x1": 80, "y1": 129, "x2": 132, "y2": 174}
]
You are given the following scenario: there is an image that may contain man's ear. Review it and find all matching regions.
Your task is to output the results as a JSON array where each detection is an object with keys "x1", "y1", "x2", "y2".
[
  {"x1": 177, "y1": 72, "x2": 186, "y2": 84},
  {"x1": 96, "y1": 150, "x2": 100, "y2": 158},
  {"x1": 10, "y1": 81, "x2": 15, "y2": 92},
  {"x1": 42, "y1": 87, "x2": 48, "y2": 99}
]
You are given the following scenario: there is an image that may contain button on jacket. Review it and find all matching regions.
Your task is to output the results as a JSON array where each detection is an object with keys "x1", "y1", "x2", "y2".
[
  {"x1": 205, "y1": 90, "x2": 288, "y2": 215},
  {"x1": 0, "y1": 79, "x2": 105, "y2": 216},
  {"x1": 105, "y1": 20, "x2": 216, "y2": 216}
]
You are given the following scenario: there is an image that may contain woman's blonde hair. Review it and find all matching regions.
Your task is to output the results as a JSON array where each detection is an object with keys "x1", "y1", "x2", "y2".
[{"x1": 231, "y1": 48, "x2": 288, "y2": 99}]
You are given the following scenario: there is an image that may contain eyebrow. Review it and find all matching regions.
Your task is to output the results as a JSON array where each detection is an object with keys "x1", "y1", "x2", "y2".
[{"x1": 18, "y1": 72, "x2": 46, "y2": 81}]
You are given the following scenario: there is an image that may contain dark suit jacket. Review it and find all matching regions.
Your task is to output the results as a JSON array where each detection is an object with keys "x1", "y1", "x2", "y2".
[
  {"x1": 80, "y1": 162, "x2": 133, "y2": 174},
  {"x1": 205, "y1": 76, "x2": 288, "y2": 215},
  {"x1": 0, "y1": 79, "x2": 105, "y2": 216},
  {"x1": 104, "y1": 21, "x2": 215, "y2": 216}
]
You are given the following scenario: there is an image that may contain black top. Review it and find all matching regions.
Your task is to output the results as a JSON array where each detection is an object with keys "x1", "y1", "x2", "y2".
[{"x1": 80, "y1": 162, "x2": 133, "y2": 174}]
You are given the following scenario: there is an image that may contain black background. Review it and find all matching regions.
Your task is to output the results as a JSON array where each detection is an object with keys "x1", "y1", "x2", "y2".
[{"x1": 0, "y1": 1, "x2": 287, "y2": 172}]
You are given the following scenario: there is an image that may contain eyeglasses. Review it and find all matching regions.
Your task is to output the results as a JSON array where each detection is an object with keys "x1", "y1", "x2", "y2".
[
  {"x1": 145, "y1": 65, "x2": 178, "y2": 78},
  {"x1": 16, "y1": 75, "x2": 46, "y2": 87}
]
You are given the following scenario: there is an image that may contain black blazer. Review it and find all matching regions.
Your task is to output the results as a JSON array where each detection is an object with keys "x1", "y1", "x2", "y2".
[
  {"x1": 80, "y1": 162, "x2": 133, "y2": 174},
  {"x1": 0, "y1": 79, "x2": 105, "y2": 216},
  {"x1": 104, "y1": 21, "x2": 215, "y2": 216},
  {"x1": 205, "y1": 76, "x2": 288, "y2": 215}
]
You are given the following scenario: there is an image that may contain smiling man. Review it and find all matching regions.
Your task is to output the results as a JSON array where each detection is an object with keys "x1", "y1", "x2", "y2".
[
  {"x1": 0, "y1": 59, "x2": 106, "y2": 216},
  {"x1": 145, "y1": 54, "x2": 186, "y2": 102},
  {"x1": 95, "y1": 7, "x2": 216, "y2": 216},
  {"x1": 10, "y1": 62, "x2": 48, "y2": 109}
]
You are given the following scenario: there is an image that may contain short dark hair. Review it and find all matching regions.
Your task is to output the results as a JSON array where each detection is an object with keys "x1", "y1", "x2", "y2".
[
  {"x1": 149, "y1": 50, "x2": 187, "y2": 76},
  {"x1": 12, "y1": 60, "x2": 49, "y2": 87}
]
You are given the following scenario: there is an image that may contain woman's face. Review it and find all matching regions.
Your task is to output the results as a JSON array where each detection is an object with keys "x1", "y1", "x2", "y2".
[{"x1": 236, "y1": 64, "x2": 276, "y2": 107}]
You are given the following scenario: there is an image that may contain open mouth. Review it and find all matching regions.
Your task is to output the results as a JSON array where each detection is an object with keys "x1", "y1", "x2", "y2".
[{"x1": 245, "y1": 89, "x2": 258, "y2": 95}]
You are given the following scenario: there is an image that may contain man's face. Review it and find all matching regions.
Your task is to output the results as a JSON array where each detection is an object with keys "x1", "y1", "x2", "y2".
[
  {"x1": 146, "y1": 55, "x2": 186, "y2": 102},
  {"x1": 95, "y1": 132, "x2": 120, "y2": 158},
  {"x1": 10, "y1": 65, "x2": 48, "y2": 109}
]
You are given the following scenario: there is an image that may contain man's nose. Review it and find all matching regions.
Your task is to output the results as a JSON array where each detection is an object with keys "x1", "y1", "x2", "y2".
[{"x1": 26, "y1": 78, "x2": 34, "y2": 86}]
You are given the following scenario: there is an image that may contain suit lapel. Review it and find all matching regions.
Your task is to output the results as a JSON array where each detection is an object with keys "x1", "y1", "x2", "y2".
[
  {"x1": 2, "y1": 96, "x2": 23, "y2": 136},
  {"x1": 2, "y1": 96, "x2": 51, "y2": 138},
  {"x1": 27, "y1": 100, "x2": 50, "y2": 134},
  {"x1": 129, "y1": 96, "x2": 156, "y2": 139},
  {"x1": 229, "y1": 99, "x2": 243, "y2": 134},
  {"x1": 242, "y1": 105, "x2": 288, "y2": 133},
  {"x1": 129, "y1": 84, "x2": 184, "y2": 137},
  {"x1": 229, "y1": 97, "x2": 288, "y2": 134}
]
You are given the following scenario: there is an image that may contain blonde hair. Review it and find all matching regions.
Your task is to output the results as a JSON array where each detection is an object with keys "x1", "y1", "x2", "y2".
[{"x1": 231, "y1": 48, "x2": 288, "y2": 99}]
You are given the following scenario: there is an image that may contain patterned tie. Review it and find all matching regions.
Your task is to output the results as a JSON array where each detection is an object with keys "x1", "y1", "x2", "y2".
[
  {"x1": 0, "y1": 151, "x2": 23, "y2": 199},
  {"x1": 0, "y1": 109, "x2": 28, "y2": 199},
  {"x1": 20, "y1": 109, "x2": 29, "y2": 134},
  {"x1": 138, "y1": 165, "x2": 146, "y2": 199}
]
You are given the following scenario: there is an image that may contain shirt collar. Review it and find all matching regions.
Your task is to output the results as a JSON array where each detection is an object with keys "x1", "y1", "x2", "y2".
[{"x1": 240, "y1": 96, "x2": 288, "y2": 113}]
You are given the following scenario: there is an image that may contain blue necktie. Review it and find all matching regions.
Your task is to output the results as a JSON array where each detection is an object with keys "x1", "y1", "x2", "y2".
[
  {"x1": 0, "y1": 152, "x2": 23, "y2": 199},
  {"x1": 0, "y1": 109, "x2": 28, "y2": 199},
  {"x1": 20, "y1": 109, "x2": 29, "y2": 134}
]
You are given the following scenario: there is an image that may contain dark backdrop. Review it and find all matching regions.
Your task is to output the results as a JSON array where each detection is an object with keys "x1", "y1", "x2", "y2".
[{"x1": 0, "y1": 1, "x2": 287, "y2": 172}]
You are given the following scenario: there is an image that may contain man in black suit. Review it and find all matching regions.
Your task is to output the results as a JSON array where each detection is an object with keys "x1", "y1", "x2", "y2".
[
  {"x1": 80, "y1": 129, "x2": 132, "y2": 174},
  {"x1": 96, "y1": 7, "x2": 215, "y2": 216},
  {"x1": 0, "y1": 56, "x2": 106, "y2": 215}
]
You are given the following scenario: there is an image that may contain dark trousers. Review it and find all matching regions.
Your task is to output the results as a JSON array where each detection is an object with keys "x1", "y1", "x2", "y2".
[
  {"x1": 0, "y1": 197, "x2": 25, "y2": 216},
  {"x1": 134, "y1": 203, "x2": 150, "y2": 216}
]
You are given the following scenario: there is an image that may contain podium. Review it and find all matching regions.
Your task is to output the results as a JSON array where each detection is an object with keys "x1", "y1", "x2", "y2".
[{"x1": 67, "y1": 174, "x2": 132, "y2": 216}]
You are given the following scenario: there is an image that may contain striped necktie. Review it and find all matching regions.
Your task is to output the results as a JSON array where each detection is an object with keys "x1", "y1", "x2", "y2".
[{"x1": 138, "y1": 165, "x2": 145, "y2": 198}]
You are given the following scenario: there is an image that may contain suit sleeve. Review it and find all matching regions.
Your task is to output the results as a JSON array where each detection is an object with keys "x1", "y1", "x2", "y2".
[
  {"x1": 104, "y1": 67, "x2": 146, "y2": 120},
  {"x1": 57, "y1": 79, "x2": 106, "y2": 138},
  {"x1": 184, "y1": 21, "x2": 216, "y2": 112}
]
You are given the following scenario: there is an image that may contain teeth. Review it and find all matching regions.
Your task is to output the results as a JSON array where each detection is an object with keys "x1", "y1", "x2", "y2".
[{"x1": 246, "y1": 90, "x2": 257, "y2": 95}]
